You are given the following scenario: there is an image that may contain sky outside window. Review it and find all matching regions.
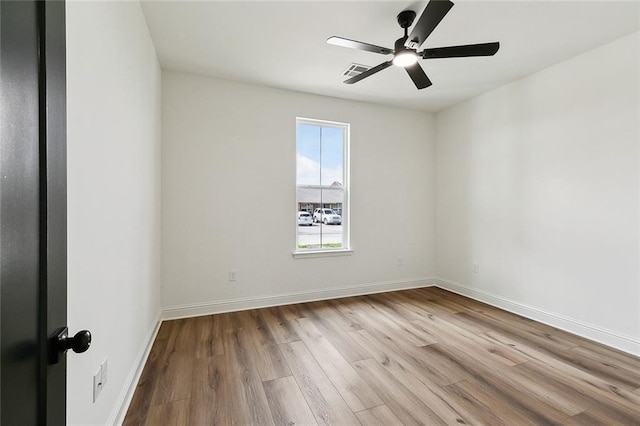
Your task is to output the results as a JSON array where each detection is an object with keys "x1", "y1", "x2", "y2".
[{"x1": 297, "y1": 124, "x2": 344, "y2": 185}]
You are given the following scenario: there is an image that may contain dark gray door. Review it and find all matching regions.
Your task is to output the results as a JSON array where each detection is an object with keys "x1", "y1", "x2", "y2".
[{"x1": 1, "y1": 1, "x2": 80, "y2": 424}]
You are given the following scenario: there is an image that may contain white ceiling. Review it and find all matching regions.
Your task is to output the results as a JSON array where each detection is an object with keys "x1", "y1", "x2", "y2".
[{"x1": 140, "y1": 1, "x2": 640, "y2": 112}]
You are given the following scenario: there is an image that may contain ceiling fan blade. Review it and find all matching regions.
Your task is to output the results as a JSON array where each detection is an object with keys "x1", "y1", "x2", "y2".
[
  {"x1": 344, "y1": 61, "x2": 393, "y2": 84},
  {"x1": 421, "y1": 42, "x2": 500, "y2": 59},
  {"x1": 327, "y1": 36, "x2": 393, "y2": 55},
  {"x1": 405, "y1": 0, "x2": 454, "y2": 49},
  {"x1": 405, "y1": 63, "x2": 432, "y2": 89}
]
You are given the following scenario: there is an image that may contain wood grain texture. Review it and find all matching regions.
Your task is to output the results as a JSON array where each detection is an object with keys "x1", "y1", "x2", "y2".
[
  {"x1": 150, "y1": 350, "x2": 193, "y2": 405},
  {"x1": 188, "y1": 355, "x2": 233, "y2": 425},
  {"x1": 223, "y1": 328, "x2": 275, "y2": 425},
  {"x1": 144, "y1": 400, "x2": 189, "y2": 426},
  {"x1": 280, "y1": 340, "x2": 360, "y2": 426},
  {"x1": 352, "y1": 358, "x2": 446, "y2": 426},
  {"x1": 291, "y1": 317, "x2": 383, "y2": 412},
  {"x1": 124, "y1": 288, "x2": 640, "y2": 425},
  {"x1": 355, "y1": 404, "x2": 403, "y2": 426},
  {"x1": 259, "y1": 306, "x2": 300, "y2": 344},
  {"x1": 263, "y1": 376, "x2": 318, "y2": 426}
]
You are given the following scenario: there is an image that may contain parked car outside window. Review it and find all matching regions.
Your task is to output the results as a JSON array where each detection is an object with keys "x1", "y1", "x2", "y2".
[
  {"x1": 297, "y1": 211, "x2": 313, "y2": 226},
  {"x1": 313, "y1": 208, "x2": 342, "y2": 225}
]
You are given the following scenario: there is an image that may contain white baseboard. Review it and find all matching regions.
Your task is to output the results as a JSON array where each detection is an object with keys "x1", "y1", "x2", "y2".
[
  {"x1": 162, "y1": 277, "x2": 435, "y2": 320},
  {"x1": 108, "y1": 315, "x2": 162, "y2": 426},
  {"x1": 435, "y1": 278, "x2": 640, "y2": 356}
]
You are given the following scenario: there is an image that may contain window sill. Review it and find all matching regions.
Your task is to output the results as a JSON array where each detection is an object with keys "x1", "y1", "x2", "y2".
[{"x1": 292, "y1": 249, "x2": 354, "y2": 259}]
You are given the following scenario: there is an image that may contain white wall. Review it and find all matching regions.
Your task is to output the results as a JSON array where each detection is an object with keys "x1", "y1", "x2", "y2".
[
  {"x1": 161, "y1": 71, "x2": 436, "y2": 315},
  {"x1": 435, "y1": 32, "x2": 640, "y2": 354},
  {"x1": 66, "y1": 1, "x2": 161, "y2": 424}
]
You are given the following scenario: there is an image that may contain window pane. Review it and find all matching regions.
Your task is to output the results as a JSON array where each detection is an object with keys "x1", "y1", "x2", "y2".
[
  {"x1": 320, "y1": 126, "x2": 344, "y2": 185},
  {"x1": 320, "y1": 188, "x2": 343, "y2": 249},
  {"x1": 297, "y1": 189, "x2": 322, "y2": 249},
  {"x1": 296, "y1": 124, "x2": 321, "y2": 185}
]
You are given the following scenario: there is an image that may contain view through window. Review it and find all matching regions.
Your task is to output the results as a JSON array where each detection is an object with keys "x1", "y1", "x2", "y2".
[{"x1": 296, "y1": 118, "x2": 349, "y2": 251}]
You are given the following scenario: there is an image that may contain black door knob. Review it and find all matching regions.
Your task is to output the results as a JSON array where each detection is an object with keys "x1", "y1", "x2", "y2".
[
  {"x1": 49, "y1": 327, "x2": 92, "y2": 364},
  {"x1": 66, "y1": 330, "x2": 92, "y2": 353}
]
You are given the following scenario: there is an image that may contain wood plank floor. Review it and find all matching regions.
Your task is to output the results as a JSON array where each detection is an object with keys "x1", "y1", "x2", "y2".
[{"x1": 123, "y1": 288, "x2": 640, "y2": 425}]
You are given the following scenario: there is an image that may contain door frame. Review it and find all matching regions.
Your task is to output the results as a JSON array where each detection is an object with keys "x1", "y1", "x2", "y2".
[
  {"x1": 1, "y1": 1, "x2": 68, "y2": 424},
  {"x1": 40, "y1": 1, "x2": 68, "y2": 423}
]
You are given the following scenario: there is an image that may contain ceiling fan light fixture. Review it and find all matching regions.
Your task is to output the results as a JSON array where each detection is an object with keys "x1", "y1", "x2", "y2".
[{"x1": 392, "y1": 50, "x2": 418, "y2": 67}]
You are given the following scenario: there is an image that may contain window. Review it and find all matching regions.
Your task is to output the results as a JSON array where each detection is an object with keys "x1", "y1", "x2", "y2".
[{"x1": 296, "y1": 118, "x2": 349, "y2": 253}]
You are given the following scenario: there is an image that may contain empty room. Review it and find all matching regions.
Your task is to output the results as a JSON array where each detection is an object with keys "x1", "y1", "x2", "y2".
[{"x1": 1, "y1": 0, "x2": 639, "y2": 425}]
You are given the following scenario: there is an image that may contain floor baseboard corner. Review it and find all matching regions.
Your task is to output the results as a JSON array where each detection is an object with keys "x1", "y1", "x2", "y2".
[
  {"x1": 108, "y1": 315, "x2": 162, "y2": 426},
  {"x1": 434, "y1": 278, "x2": 640, "y2": 357},
  {"x1": 161, "y1": 277, "x2": 436, "y2": 321}
]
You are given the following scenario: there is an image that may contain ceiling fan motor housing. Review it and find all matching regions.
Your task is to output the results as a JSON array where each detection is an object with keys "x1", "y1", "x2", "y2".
[
  {"x1": 397, "y1": 10, "x2": 416, "y2": 29},
  {"x1": 395, "y1": 37, "x2": 411, "y2": 54}
]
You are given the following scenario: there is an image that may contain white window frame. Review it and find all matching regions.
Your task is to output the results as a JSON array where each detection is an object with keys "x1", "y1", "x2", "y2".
[{"x1": 293, "y1": 117, "x2": 351, "y2": 258}]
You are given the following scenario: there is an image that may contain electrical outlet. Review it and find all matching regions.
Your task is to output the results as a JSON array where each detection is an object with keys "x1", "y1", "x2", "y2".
[
  {"x1": 229, "y1": 269, "x2": 237, "y2": 282},
  {"x1": 472, "y1": 263, "x2": 480, "y2": 273},
  {"x1": 93, "y1": 366, "x2": 103, "y2": 403},
  {"x1": 397, "y1": 257, "x2": 403, "y2": 267}
]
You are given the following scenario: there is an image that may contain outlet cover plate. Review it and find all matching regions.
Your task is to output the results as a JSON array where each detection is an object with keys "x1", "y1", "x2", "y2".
[{"x1": 93, "y1": 367, "x2": 103, "y2": 403}]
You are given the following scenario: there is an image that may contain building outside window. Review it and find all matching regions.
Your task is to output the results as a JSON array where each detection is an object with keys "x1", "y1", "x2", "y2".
[{"x1": 296, "y1": 118, "x2": 349, "y2": 251}]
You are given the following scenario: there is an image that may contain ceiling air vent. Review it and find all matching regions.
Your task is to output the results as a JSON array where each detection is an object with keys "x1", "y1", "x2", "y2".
[{"x1": 342, "y1": 63, "x2": 371, "y2": 78}]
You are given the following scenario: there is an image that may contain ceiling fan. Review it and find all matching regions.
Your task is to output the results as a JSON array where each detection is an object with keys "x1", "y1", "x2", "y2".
[{"x1": 327, "y1": 0, "x2": 500, "y2": 89}]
